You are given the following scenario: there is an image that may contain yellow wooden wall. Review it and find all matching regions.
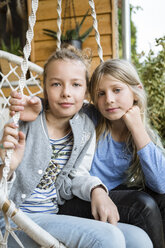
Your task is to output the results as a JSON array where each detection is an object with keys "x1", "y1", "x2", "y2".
[{"x1": 28, "y1": 0, "x2": 117, "y2": 73}]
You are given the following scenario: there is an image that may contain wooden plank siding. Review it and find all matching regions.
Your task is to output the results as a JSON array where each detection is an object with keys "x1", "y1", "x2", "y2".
[
  {"x1": 28, "y1": 0, "x2": 117, "y2": 73},
  {"x1": 1, "y1": 0, "x2": 117, "y2": 99}
]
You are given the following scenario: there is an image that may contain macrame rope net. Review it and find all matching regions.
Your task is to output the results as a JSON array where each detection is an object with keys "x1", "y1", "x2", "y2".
[{"x1": 0, "y1": 0, "x2": 104, "y2": 247}]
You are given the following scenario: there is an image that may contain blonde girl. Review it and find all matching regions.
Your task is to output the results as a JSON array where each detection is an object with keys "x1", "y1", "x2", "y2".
[
  {"x1": 87, "y1": 59, "x2": 165, "y2": 248},
  {"x1": 89, "y1": 58, "x2": 165, "y2": 189}
]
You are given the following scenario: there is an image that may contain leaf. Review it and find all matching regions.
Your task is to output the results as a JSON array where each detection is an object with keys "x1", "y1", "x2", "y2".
[
  {"x1": 77, "y1": 9, "x2": 90, "y2": 33},
  {"x1": 43, "y1": 29, "x2": 57, "y2": 38},
  {"x1": 79, "y1": 26, "x2": 93, "y2": 42},
  {"x1": 42, "y1": 9, "x2": 92, "y2": 42}
]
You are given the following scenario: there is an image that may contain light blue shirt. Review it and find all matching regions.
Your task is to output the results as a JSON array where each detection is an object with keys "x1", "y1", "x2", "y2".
[
  {"x1": 82, "y1": 103, "x2": 165, "y2": 194},
  {"x1": 90, "y1": 134, "x2": 131, "y2": 190},
  {"x1": 90, "y1": 134, "x2": 165, "y2": 193}
]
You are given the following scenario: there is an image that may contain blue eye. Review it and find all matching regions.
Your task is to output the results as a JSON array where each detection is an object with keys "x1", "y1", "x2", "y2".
[
  {"x1": 52, "y1": 82, "x2": 60, "y2": 87},
  {"x1": 114, "y1": 88, "x2": 120, "y2": 93},
  {"x1": 73, "y1": 83, "x2": 81, "y2": 87},
  {"x1": 98, "y1": 91, "x2": 105, "y2": 96}
]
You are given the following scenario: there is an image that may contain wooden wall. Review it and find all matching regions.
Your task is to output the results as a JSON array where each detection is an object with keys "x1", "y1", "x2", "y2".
[
  {"x1": 0, "y1": 0, "x2": 117, "y2": 124},
  {"x1": 28, "y1": 0, "x2": 117, "y2": 74}
]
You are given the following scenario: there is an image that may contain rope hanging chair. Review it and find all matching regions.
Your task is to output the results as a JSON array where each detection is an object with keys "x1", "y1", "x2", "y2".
[{"x1": 0, "y1": 0, "x2": 104, "y2": 247}]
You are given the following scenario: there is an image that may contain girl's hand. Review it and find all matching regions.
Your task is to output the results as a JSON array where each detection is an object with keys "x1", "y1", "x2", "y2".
[
  {"x1": 0, "y1": 122, "x2": 25, "y2": 177},
  {"x1": 91, "y1": 187, "x2": 119, "y2": 225},
  {"x1": 9, "y1": 91, "x2": 42, "y2": 122},
  {"x1": 122, "y1": 105, "x2": 151, "y2": 150},
  {"x1": 122, "y1": 105, "x2": 143, "y2": 133}
]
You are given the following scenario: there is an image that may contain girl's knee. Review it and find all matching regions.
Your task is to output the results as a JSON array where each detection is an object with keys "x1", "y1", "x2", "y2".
[
  {"x1": 118, "y1": 223, "x2": 153, "y2": 248},
  {"x1": 136, "y1": 191, "x2": 157, "y2": 208},
  {"x1": 129, "y1": 225, "x2": 153, "y2": 248},
  {"x1": 92, "y1": 223, "x2": 126, "y2": 248},
  {"x1": 131, "y1": 191, "x2": 160, "y2": 217}
]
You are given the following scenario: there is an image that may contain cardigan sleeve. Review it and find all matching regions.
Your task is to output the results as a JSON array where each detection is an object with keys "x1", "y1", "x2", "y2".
[
  {"x1": 137, "y1": 141, "x2": 165, "y2": 193},
  {"x1": 7, "y1": 172, "x2": 16, "y2": 194},
  {"x1": 70, "y1": 132, "x2": 108, "y2": 201}
]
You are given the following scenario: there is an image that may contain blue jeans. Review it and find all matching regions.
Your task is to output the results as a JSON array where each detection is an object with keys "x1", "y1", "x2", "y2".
[{"x1": 0, "y1": 213, "x2": 152, "y2": 248}]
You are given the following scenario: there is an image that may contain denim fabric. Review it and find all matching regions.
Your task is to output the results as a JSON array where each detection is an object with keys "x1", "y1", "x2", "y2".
[
  {"x1": 0, "y1": 214, "x2": 127, "y2": 248},
  {"x1": 0, "y1": 213, "x2": 153, "y2": 248},
  {"x1": 118, "y1": 223, "x2": 153, "y2": 248}
]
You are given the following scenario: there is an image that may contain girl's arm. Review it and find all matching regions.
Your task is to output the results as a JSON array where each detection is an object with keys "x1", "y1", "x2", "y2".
[
  {"x1": 122, "y1": 105, "x2": 151, "y2": 150},
  {"x1": 138, "y1": 142, "x2": 165, "y2": 193},
  {"x1": 70, "y1": 132, "x2": 119, "y2": 225},
  {"x1": 70, "y1": 132, "x2": 107, "y2": 200},
  {"x1": 123, "y1": 105, "x2": 165, "y2": 193},
  {"x1": 9, "y1": 91, "x2": 42, "y2": 122}
]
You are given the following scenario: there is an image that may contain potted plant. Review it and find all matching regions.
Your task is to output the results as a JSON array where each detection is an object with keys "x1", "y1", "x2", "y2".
[
  {"x1": 0, "y1": 36, "x2": 23, "y2": 56},
  {"x1": 0, "y1": 36, "x2": 23, "y2": 81},
  {"x1": 43, "y1": 10, "x2": 93, "y2": 49}
]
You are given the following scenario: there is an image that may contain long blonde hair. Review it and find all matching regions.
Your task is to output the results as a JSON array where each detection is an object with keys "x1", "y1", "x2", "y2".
[{"x1": 89, "y1": 59, "x2": 164, "y2": 188}]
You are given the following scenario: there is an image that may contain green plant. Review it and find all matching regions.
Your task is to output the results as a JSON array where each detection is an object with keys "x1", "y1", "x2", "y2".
[
  {"x1": 0, "y1": 36, "x2": 23, "y2": 56},
  {"x1": 118, "y1": 3, "x2": 164, "y2": 145},
  {"x1": 138, "y1": 36, "x2": 165, "y2": 145},
  {"x1": 43, "y1": 10, "x2": 93, "y2": 43}
]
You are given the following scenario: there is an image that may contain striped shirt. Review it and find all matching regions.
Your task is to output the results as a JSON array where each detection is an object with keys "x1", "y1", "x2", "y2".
[{"x1": 20, "y1": 131, "x2": 73, "y2": 214}]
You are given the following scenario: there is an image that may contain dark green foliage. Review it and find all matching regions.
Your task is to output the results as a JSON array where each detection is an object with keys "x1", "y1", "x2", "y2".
[
  {"x1": 43, "y1": 10, "x2": 93, "y2": 43},
  {"x1": 0, "y1": 36, "x2": 23, "y2": 56},
  {"x1": 118, "y1": 5, "x2": 165, "y2": 145},
  {"x1": 138, "y1": 37, "x2": 165, "y2": 144}
]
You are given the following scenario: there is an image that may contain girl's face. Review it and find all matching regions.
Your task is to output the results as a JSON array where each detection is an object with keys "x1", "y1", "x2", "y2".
[
  {"x1": 45, "y1": 59, "x2": 87, "y2": 120},
  {"x1": 97, "y1": 75, "x2": 136, "y2": 122}
]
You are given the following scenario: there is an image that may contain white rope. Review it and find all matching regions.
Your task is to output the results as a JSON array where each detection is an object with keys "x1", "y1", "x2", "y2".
[
  {"x1": 88, "y1": 0, "x2": 104, "y2": 62},
  {"x1": 0, "y1": 51, "x2": 43, "y2": 131},
  {"x1": 20, "y1": 0, "x2": 38, "y2": 94},
  {"x1": 56, "y1": 0, "x2": 62, "y2": 49},
  {"x1": 4, "y1": 213, "x2": 24, "y2": 248},
  {"x1": 0, "y1": 0, "x2": 39, "y2": 246},
  {"x1": 1, "y1": 0, "x2": 39, "y2": 196},
  {"x1": 2, "y1": 0, "x2": 39, "y2": 190}
]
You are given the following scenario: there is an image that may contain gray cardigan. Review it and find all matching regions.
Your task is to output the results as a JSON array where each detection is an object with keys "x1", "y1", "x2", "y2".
[{"x1": 7, "y1": 110, "x2": 105, "y2": 208}]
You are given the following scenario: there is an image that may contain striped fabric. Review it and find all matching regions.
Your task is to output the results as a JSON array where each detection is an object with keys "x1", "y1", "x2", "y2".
[{"x1": 20, "y1": 132, "x2": 73, "y2": 214}]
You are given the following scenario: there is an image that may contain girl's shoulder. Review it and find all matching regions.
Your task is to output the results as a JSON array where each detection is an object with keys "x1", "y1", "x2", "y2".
[
  {"x1": 81, "y1": 102, "x2": 101, "y2": 126},
  {"x1": 72, "y1": 108, "x2": 95, "y2": 132}
]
